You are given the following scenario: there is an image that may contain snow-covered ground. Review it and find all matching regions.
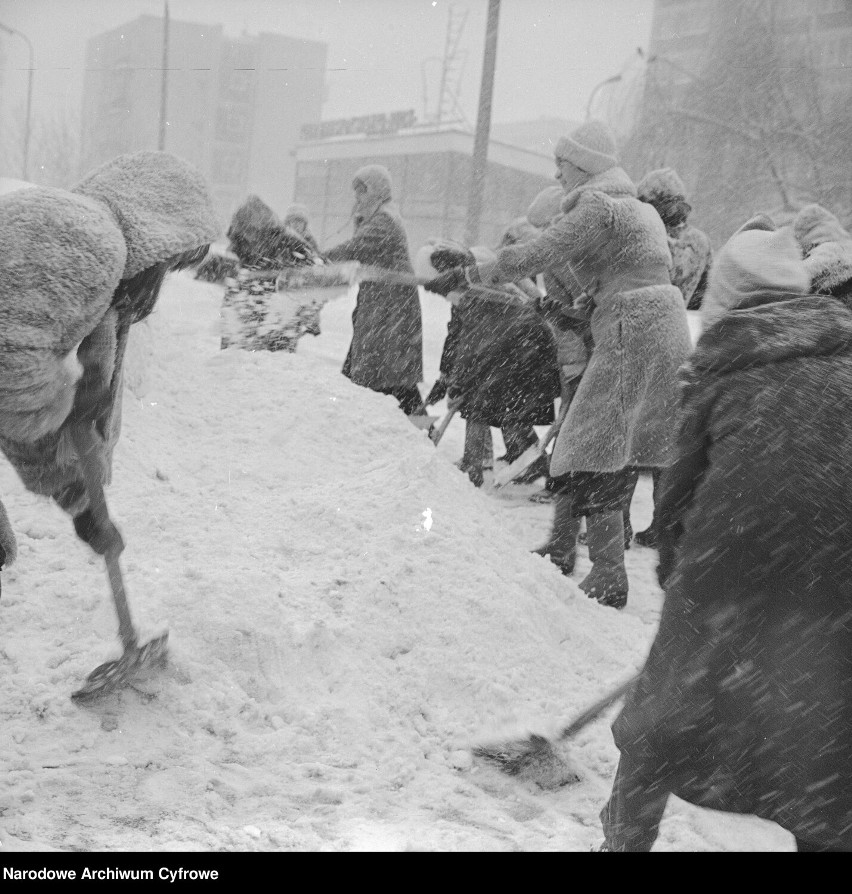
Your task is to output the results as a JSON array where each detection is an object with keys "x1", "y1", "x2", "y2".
[{"x1": 0, "y1": 272, "x2": 792, "y2": 852}]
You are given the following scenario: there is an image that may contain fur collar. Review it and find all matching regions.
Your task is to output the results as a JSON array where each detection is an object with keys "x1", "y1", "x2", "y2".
[
  {"x1": 685, "y1": 295, "x2": 852, "y2": 384},
  {"x1": 560, "y1": 166, "x2": 637, "y2": 215}
]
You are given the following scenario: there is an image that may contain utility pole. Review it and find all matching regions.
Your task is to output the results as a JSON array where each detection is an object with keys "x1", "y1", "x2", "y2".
[
  {"x1": 0, "y1": 21, "x2": 34, "y2": 179},
  {"x1": 464, "y1": 0, "x2": 500, "y2": 247},
  {"x1": 158, "y1": 1, "x2": 170, "y2": 151}
]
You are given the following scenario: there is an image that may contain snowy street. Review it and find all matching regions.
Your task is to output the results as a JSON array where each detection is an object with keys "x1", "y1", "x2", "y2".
[{"x1": 0, "y1": 273, "x2": 791, "y2": 851}]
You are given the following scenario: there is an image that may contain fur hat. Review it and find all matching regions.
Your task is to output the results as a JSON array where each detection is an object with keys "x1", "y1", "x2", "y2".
[
  {"x1": 702, "y1": 218, "x2": 810, "y2": 329},
  {"x1": 527, "y1": 186, "x2": 564, "y2": 227},
  {"x1": 804, "y1": 240, "x2": 852, "y2": 295},
  {"x1": 73, "y1": 150, "x2": 220, "y2": 280},
  {"x1": 554, "y1": 120, "x2": 618, "y2": 175},
  {"x1": 637, "y1": 167, "x2": 687, "y2": 203},
  {"x1": 227, "y1": 194, "x2": 277, "y2": 241},
  {"x1": 793, "y1": 203, "x2": 851, "y2": 255},
  {"x1": 283, "y1": 203, "x2": 311, "y2": 225}
]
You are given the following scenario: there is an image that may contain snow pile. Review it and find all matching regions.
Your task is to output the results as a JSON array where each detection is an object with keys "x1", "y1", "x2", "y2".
[{"x1": 0, "y1": 273, "x2": 789, "y2": 851}]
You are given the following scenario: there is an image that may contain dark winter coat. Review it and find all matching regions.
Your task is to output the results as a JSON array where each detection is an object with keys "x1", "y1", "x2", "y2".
[
  {"x1": 487, "y1": 167, "x2": 693, "y2": 475},
  {"x1": 326, "y1": 202, "x2": 423, "y2": 390},
  {"x1": 0, "y1": 151, "x2": 219, "y2": 518},
  {"x1": 613, "y1": 294, "x2": 852, "y2": 849},
  {"x1": 439, "y1": 288, "x2": 559, "y2": 428}
]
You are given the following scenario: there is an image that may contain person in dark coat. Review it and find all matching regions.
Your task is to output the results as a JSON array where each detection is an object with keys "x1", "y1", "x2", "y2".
[
  {"x1": 325, "y1": 165, "x2": 424, "y2": 416},
  {"x1": 476, "y1": 121, "x2": 692, "y2": 608},
  {"x1": 599, "y1": 219, "x2": 852, "y2": 852},
  {"x1": 422, "y1": 241, "x2": 559, "y2": 487}
]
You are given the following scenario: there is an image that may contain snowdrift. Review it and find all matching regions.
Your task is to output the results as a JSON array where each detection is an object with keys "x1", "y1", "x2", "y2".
[{"x1": 0, "y1": 273, "x2": 788, "y2": 851}]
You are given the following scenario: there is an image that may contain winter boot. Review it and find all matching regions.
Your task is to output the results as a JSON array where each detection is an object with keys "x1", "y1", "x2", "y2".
[
  {"x1": 634, "y1": 469, "x2": 663, "y2": 548},
  {"x1": 579, "y1": 510, "x2": 628, "y2": 609},
  {"x1": 532, "y1": 493, "x2": 580, "y2": 575},
  {"x1": 459, "y1": 421, "x2": 493, "y2": 488},
  {"x1": 634, "y1": 525, "x2": 660, "y2": 548}
]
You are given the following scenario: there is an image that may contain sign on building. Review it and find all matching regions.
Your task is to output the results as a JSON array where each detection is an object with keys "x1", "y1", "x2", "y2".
[{"x1": 301, "y1": 110, "x2": 417, "y2": 142}]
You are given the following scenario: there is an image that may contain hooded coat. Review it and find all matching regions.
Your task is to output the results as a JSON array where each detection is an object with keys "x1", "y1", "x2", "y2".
[
  {"x1": 0, "y1": 151, "x2": 219, "y2": 520},
  {"x1": 488, "y1": 166, "x2": 692, "y2": 475},
  {"x1": 325, "y1": 167, "x2": 423, "y2": 391},
  {"x1": 614, "y1": 295, "x2": 852, "y2": 849}
]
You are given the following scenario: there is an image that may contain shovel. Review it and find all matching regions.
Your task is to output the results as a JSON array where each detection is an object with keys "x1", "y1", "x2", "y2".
[
  {"x1": 69, "y1": 422, "x2": 168, "y2": 701},
  {"x1": 472, "y1": 673, "x2": 639, "y2": 789},
  {"x1": 428, "y1": 408, "x2": 457, "y2": 446},
  {"x1": 492, "y1": 401, "x2": 568, "y2": 488}
]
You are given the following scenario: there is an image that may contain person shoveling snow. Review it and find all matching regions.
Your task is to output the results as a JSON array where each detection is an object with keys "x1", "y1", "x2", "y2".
[{"x1": 0, "y1": 150, "x2": 219, "y2": 699}]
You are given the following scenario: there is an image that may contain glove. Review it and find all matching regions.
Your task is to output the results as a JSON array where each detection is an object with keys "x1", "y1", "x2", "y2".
[
  {"x1": 73, "y1": 507, "x2": 125, "y2": 557},
  {"x1": 423, "y1": 267, "x2": 468, "y2": 297},
  {"x1": 431, "y1": 245, "x2": 476, "y2": 272},
  {"x1": 425, "y1": 375, "x2": 448, "y2": 406},
  {"x1": 446, "y1": 389, "x2": 464, "y2": 413}
]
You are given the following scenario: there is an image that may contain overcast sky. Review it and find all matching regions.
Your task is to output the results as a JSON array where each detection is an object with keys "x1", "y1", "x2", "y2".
[{"x1": 0, "y1": 0, "x2": 655, "y2": 127}]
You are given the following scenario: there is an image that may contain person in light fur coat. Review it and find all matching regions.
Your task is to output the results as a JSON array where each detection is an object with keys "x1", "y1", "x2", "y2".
[
  {"x1": 478, "y1": 121, "x2": 693, "y2": 608},
  {"x1": 0, "y1": 150, "x2": 219, "y2": 586}
]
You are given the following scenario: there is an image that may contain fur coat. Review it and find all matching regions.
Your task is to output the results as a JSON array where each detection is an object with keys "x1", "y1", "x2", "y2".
[
  {"x1": 488, "y1": 166, "x2": 693, "y2": 475},
  {"x1": 668, "y1": 221, "x2": 713, "y2": 310},
  {"x1": 326, "y1": 202, "x2": 423, "y2": 391},
  {"x1": 614, "y1": 295, "x2": 852, "y2": 849},
  {"x1": 0, "y1": 151, "x2": 219, "y2": 521}
]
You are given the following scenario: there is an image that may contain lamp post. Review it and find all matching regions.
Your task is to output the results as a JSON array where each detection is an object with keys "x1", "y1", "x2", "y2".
[
  {"x1": 464, "y1": 0, "x2": 500, "y2": 247},
  {"x1": 158, "y1": 1, "x2": 170, "y2": 151},
  {"x1": 585, "y1": 73, "x2": 622, "y2": 121},
  {"x1": 0, "y1": 21, "x2": 34, "y2": 180}
]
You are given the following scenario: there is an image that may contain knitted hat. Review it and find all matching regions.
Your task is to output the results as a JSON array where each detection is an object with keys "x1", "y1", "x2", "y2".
[
  {"x1": 701, "y1": 219, "x2": 809, "y2": 329},
  {"x1": 637, "y1": 167, "x2": 687, "y2": 203},
  {"x1": 527, "y1": 185, "x2": 565, "y2": 227},
  {"x1": 804, "y1": 240, "x2": 852, "y2": 295},
  {"x1": 553, "y1": 120, "x2": 618, "y2": 175},
  {"x1": 793, "y1": 203, "x2": 852, "y2": 255}
]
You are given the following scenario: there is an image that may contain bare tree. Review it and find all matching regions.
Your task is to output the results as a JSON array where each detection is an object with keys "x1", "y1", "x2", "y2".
[
  {"x1": 1, "y1": 106, "x2": 81, "y2": 187},
  {"x1": 621, "y1": 0, "x2": 852, "y2": 244}
]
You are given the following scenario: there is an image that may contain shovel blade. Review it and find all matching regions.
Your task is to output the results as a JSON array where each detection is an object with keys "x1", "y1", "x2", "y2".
[
  {"x1": 493, "y1": 443, "x2": 543, "y2": 487},
  {"x1": 72, "y1": 632, "x2": 169, "y2": 702}
]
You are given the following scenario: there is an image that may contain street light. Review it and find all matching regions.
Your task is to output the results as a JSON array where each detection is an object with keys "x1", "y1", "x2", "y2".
[
  {"x1": 586, "y1": 73, "x2": 623, "y2": 121},
  {"x1": 0, "y1": 21, "x2": 34, "y2": 180}
]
